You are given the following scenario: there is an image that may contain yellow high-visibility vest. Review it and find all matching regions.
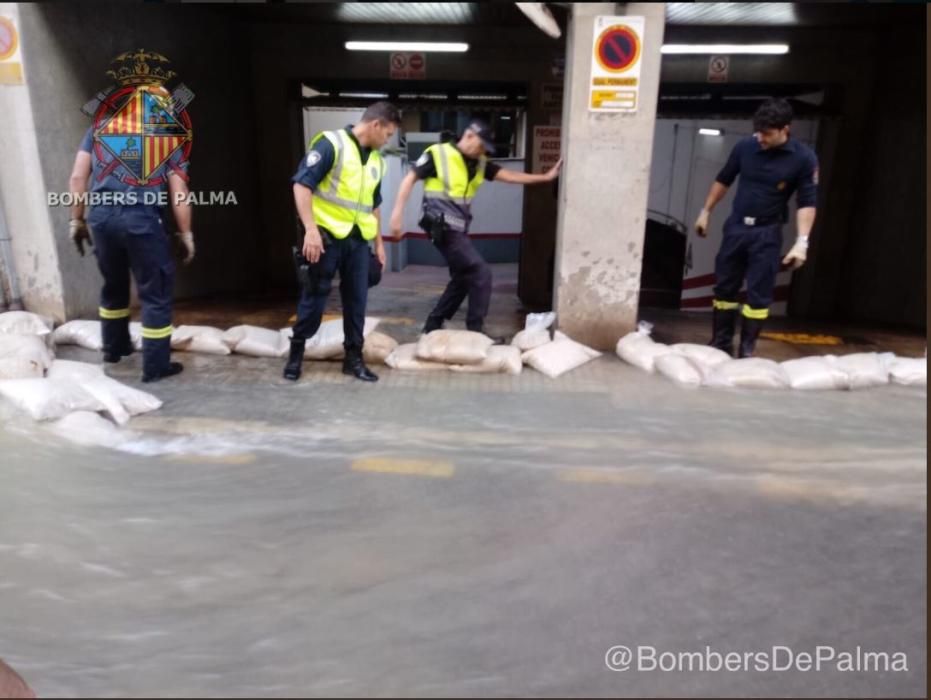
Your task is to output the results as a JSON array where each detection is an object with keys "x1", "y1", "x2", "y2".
[{"x1": 309, "y1": 129, "x2": 385, "y2": 241}]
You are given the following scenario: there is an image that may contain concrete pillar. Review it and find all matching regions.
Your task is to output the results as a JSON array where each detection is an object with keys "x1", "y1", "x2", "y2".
[
  {"x1": 553, "y1": 2, "x2": 665, "y2": 350},
  {"x1": 0, "y1": 3, "x2": 67, "y2": 321}
]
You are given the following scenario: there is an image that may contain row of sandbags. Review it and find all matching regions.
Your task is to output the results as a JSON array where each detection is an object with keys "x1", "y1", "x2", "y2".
[
  {"x1": 46, "y1": 317, "x2": 399, "y2": 364},
  {"x1": 616, "y1": 322, "x2": 927, "y2": 390},
  {"x1": 385, "y1": 313, "x2": 603, "y2": 378}
]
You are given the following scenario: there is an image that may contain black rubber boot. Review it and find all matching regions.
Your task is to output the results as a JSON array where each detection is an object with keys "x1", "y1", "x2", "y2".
[
  {"x1": 343, "y1": 347, "x2": 378, "y2": 382},
  {"x1": 283, "y1": 338, "x2": 305, "y2": 381},
  {"x1": 142, "y1": 362, "x2": 184, "y2": 383},
  {"x1": 103, "y1": 341, "x2": 134, "y2": 364},
  {"x1": 738, "y1": 316, "x2": 766, "y2": 359},
  {"x1": 422, "y1": 315, "x2": 445, "y2": 334},
  {"x1": 709, "y1": 307, "x2": 739, "y2": 357}
]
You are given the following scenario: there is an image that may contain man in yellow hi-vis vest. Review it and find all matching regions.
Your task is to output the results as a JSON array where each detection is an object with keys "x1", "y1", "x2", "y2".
[
  {"x1": 284, "y1": 102, "x2": 401, "y2": 382},
  {"x1": 390, "y1": 119, "x2": 561, "y2": 337}
]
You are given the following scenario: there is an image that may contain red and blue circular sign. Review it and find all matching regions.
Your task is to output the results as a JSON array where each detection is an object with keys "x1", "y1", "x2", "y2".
[{"x1": 595, "y1": 25, "x2": 641, "y2": 73}]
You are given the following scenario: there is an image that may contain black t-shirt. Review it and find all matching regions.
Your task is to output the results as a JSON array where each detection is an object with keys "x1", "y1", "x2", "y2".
[{"x1": 412, "y1": 146, "x2": 500, "y2": 183}]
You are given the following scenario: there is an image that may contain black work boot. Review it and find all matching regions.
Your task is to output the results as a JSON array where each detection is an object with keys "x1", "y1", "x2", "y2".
[
  {"x1": 422, "y1": 315, "x2": 445, "y2": 334},
  {"x1": 343, "y1": 346, "x2": 378, "y2": 382},
  {"x1": 738, "y1": 316, "x2": 766, "y2": 359},
  {"x1": 283, "y1": 338, "x2": 305, "y2": 381},
  {"x1": 142, "y1": 362, "x2": 184, "y2": 383},
  {"x1": 709, "y1": 307, "x2": 739, "y2": 357},
  {"x1": 103, "y1": 341, "x2": 134, "y2": 364}
]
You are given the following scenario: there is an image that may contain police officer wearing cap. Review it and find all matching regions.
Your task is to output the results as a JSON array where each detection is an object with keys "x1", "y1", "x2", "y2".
[
  {"x1": 694, "y1": 98, "x2": 818, "y2": 358},
  {"x1": 283, "y1": 101, "x2": 401, "y2": 383},
  {"x1": 68, "y1": 83, "x2": 194, "y2": 383},
  {"x1": 390, "y1": 118, "x2": 562, "y2": 336}
]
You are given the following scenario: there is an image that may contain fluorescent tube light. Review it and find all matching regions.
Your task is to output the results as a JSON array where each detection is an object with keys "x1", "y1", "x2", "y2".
[
  {"x1": 345, "y1": 41, "x2": 469, "y2": 52},
  {"x1": 338, "y1": 92, "x2": 389, "y2": 99},
  {"x1": 699, "y1": 128, "x2": 722, "y2": 136},
  {"x1": 661, "y1": 44, "x2": 789, "y2": 55}
]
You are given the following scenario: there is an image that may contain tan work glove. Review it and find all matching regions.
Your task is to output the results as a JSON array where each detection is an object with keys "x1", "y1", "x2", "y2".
[
  {"x1": 782, "y1": 235, "x2": 809, "y2": 270},
  {"x1": 694, "y1": 209, "x2": 710, "y2": 238},
  {"x1": 176, "y1": 230, "x2": 195, "y2": 265},
  {"x1": 69, "y1": 218, "x2": 93, "y2": 256}
]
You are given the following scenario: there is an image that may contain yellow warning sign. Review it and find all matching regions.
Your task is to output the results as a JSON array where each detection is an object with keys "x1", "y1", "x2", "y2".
[
  {"x1": 593, "y1": 77, "x2": 639, "y2": 86},
  {"x1": 590, "y1": 89, "x2": 637, "y2": 110}
]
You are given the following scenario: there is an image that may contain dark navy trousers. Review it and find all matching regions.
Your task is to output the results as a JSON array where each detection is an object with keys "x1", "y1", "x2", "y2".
[
  {"x1": 292, "y1": 229, "x2": 370, "y2": 350},
  {"x1": 87, "y1": 204, "x2": 175, "y2": 375},
  {"x1": 430, "y1": 228, "x2": 492, "y2": 331},
  {"x1": 713, "y1": 216, "x2": 784, "y2": 310}
]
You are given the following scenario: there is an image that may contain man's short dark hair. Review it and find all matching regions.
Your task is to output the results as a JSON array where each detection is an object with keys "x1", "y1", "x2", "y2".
[
  {"x1": 361, "y1": 101, "x2": 401, "y2": 126},
  {"x1": 753, "y1": 98, "x2": 793, "y2": 131}
]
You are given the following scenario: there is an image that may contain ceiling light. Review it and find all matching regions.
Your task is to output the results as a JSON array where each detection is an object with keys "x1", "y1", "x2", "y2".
[
  {"x1": 699, "y1": 128, "x2": 722, "y2": 136},
  {"x1": 338, "y1": 92, "x2": 389, "y2": 99},
  {"x1": 398, "y1": 93, "x2": 448, "y2": 100},
  {"x1": 661, "y1": 44, "x2": 789, "y2": 55},
  {"x1": 459, "y1": 94, "x2": 509, "y2": 101},
  {"x1": 345, "y1": 41, "x2": 469, "y2": 52}
]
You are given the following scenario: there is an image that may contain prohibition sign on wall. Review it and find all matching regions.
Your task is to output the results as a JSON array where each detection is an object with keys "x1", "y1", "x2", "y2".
[
  {"x1": 0, "y1": 16, "x2": 19, "y2": 62},
  {"x1": 594, "y1": 24, "x2": 641, "y2": 73}
]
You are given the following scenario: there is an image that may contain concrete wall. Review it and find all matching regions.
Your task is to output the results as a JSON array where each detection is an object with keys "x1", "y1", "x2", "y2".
[
  {"x1": 0, "y1": 3, "x2": 66, "y2": 320},
  {"x1": 14, "y1": 2, "x2": 262, "y2": 319}
]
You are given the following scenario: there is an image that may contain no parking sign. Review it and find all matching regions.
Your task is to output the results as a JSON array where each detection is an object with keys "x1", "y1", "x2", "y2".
[{"x1": 589, "y1": 15, "x2": 644, "y2": 113}]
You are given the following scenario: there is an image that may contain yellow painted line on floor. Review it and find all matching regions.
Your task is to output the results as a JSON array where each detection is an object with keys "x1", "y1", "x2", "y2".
[
  {"x1": 760, "y1": 332, "x2": 844, "y2": 346},
  {"x1": 164, "y1": 453, "x2": 257, "y2": 465},
  {"x1": 373, "y1": 316, "x2": 417, "y2": 326},
  {"x1": 351, "y1": 457, "x2": 454, "y2": 478},
  {"x1": 558, "y1": 467, "x2": 655, "y2": 485}
]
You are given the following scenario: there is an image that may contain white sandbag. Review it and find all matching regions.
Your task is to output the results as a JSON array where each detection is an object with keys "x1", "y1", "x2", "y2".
[
  {"x1": 52, "y1": 320, "x2": 103, "y2": 350},
  {"x1": 279, "y1": 317, "x2": 382, "y2": 360},
  {"x1": 172, "y1": 325, "x2": 231, "y2": 355},
  {"x1": 0, "y1": 311, "x2": 52, "y2": 337},
  {"x1": 46, "y1": 359, "x2": 105, "y2": 380},
  {"x1": 0, "y1": 334, "x2": 54, "y2": 379},
  {"x1": 385, "y1": 344, "x2": 449, "y2": 371},
  {"x1": 511, "y1": 312, "x2": 555, "y2": 351},
  {"x1": 670, "y1": 343, "x2": 732, "y2": 368},
  {"x1": 0, "y1": 377, "x2": 106, "y2": 421},
  {"x1": 615, "y1": 322, "x2": 670, "y2": 373},
  {"x1": 654, "y1": 354, "x2": 706, "y2": 387},
  {"x1": 363, "y1": 331, "x2": 398, "y2": 365},
  {"x1": 521, "y1": 331, "x2": 601, "y2": 379},
  {"x1": 48, "y1": 359, "x2": 162, "y2": 419},
  {"x1": 511, "y1": 328, "x2": 551, "y2": 352},
  {"x1": 781, "y1": 356, "x2": 850, "y2": 391},
  {"x1": 451, "y1": 345, "x2": 523, "y2": 375},
  {"x1": 48, "y1": 411, "x2": 124, "y2": 448},
  {"x1": 223, "y1": 325, "x2": 289, "y2": 358},
  {"x1": 884, "y1": 357, "x2": 926, "y2": 387},
  {"x1": 704, "y1": 358, "x2": 790, "y2": 390},
  {"x1": 831, "y1": 352, "x2": 889, "y2": 390},
  {"x1": 416, "y1": 330, "x2": 494, "y2": 365}
]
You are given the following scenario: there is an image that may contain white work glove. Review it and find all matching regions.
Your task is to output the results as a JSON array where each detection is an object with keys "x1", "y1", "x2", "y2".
[
  {"x1": 782, "y1": 235, "x2": 809, "y2": 270},
  {"x1": 176, "y1": 230, "x2": 195, "y2": 265},
  {"x1": 69, "y1": 218, "x2": 92, "y2": 257},
  {"x1": 694, "y1": 209, "x2": 710, "y2": 237}
]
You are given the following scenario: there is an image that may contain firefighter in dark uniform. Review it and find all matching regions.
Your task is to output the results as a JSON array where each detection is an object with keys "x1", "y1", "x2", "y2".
[
  {"x1": 389, "y1": 118, "x2": 561, "y2": 336},
  {"x1": 68, "y1": 84, "x2": 194, "y2": 383},
  {"x1": 282, "y1": 101, "x2": 401, "y2": 383},
  {"x1": 694, "y1": 98, "x2": 817, "y2": 358}
]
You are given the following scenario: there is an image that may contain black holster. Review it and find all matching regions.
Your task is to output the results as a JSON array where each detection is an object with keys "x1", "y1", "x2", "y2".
[
  {"x1": 292, "y1": 246, "x2": 320, "y2": 295},
  {"x1": 419, "y1": 211, "x2": 446, "y2": 246}
]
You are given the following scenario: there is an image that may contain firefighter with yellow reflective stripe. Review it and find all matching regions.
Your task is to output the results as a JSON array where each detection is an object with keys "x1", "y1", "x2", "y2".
[
  {"x1": 283, "y1": 102, "x2": 401, "y2": 382},
  {"x1": 390, "y1": 119, "x2": 561, "y2": 337},
  {"x1": 694, "y1": 99, "x2": 818, "y2": 358},
  {"x1": 68, "y1": 83, "x2": 194, "y2": 383}
]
